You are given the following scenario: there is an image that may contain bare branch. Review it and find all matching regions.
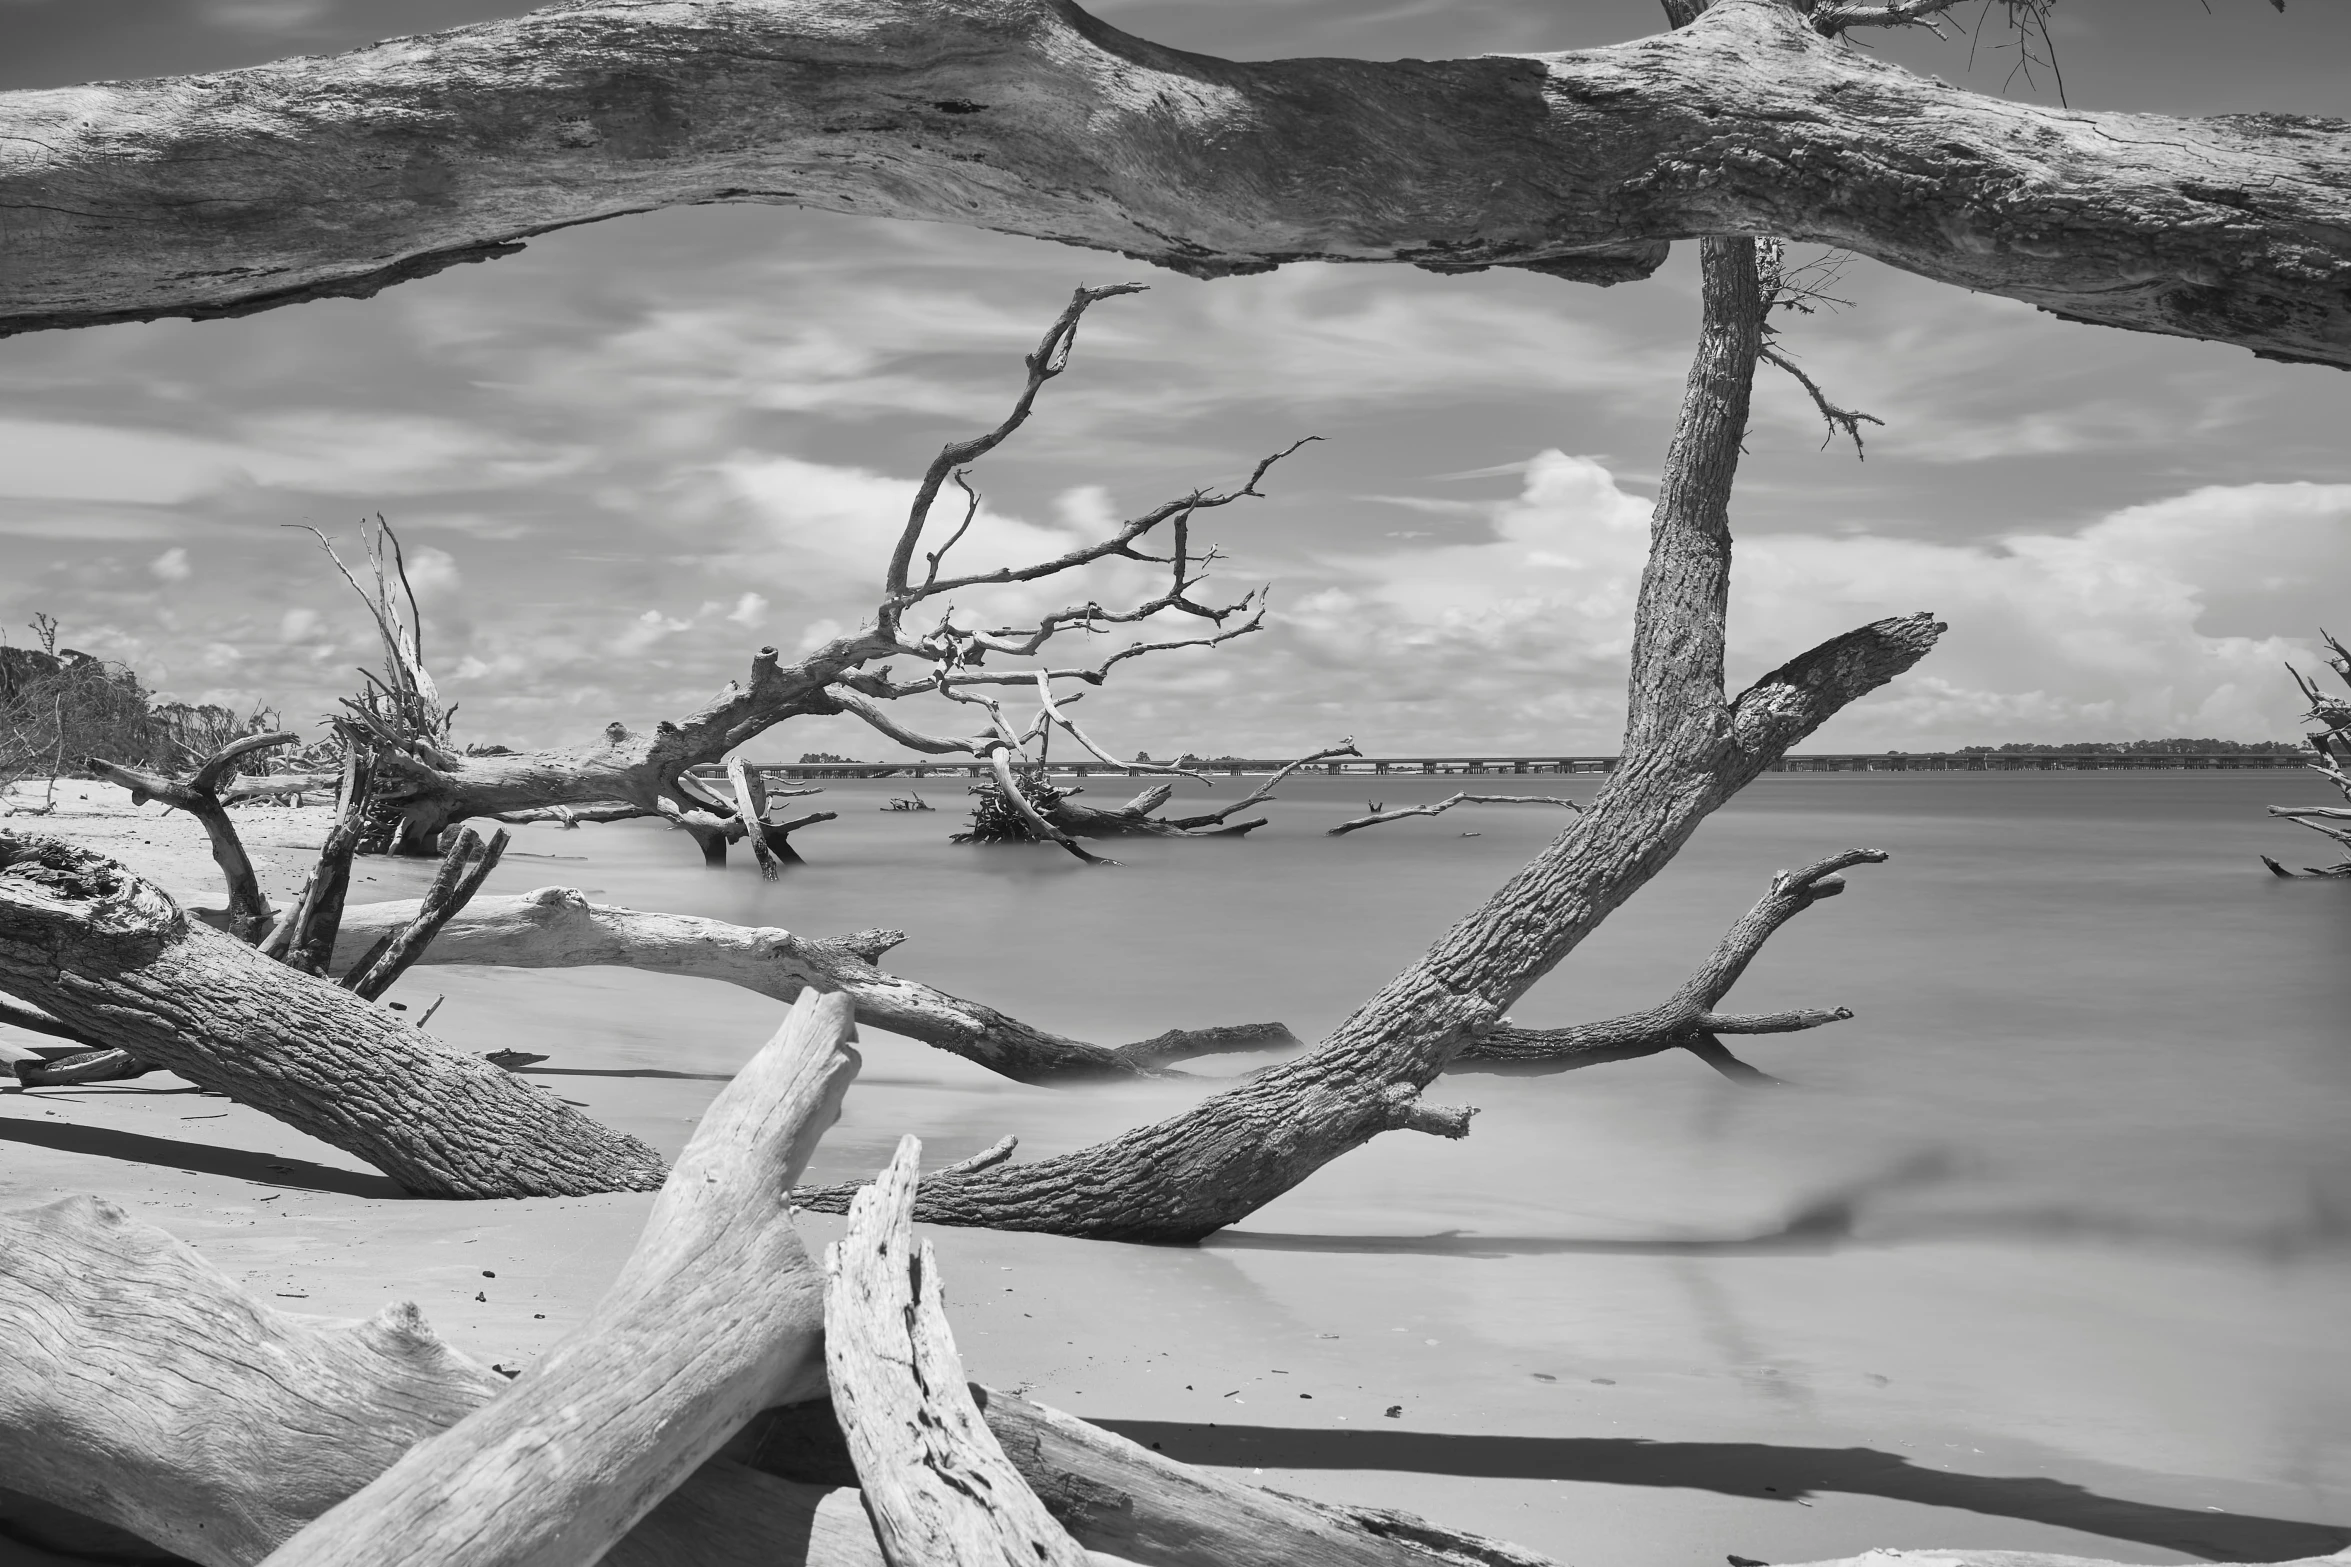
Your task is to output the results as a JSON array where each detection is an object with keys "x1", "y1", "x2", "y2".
[
  {"x1": 1159, "y1": 740, "x2": 1362, "y2": 830},
  {"x1": 985, "y1": 747, "x2": 1117, "y2": 866},
  {"x1": 1760, "y1": 344, "x2": 1884, "y2": 457},
  {"x1": 1327, "y1": 792, "x2": 1583, "y2": 837}
]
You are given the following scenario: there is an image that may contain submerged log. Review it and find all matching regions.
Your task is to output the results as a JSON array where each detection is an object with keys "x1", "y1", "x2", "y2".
[
  {"x1": 0, "y1": 833, "x2": 666, "y2": 1198},
  {"x1": 263, "y1": 991, "x2": 859, "y2": 1567},
  {"x1": 329, "y1": 887, "x2": 1296, "y2": 1084}
]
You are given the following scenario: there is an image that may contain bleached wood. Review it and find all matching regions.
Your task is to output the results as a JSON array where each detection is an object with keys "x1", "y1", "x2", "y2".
[
  {"x1": 331, "y1": 887, "x2": 1287, "y2": 1083},
  {"x1": 0, "y1": 1, "x2": 2343, "y2": 368},
  {"x1": 826, "y1": 1136, "x2": 1091, "y2": 1567},
  {"x1": 261, "y1": 989, "x2": 860, "y2": 1567}
]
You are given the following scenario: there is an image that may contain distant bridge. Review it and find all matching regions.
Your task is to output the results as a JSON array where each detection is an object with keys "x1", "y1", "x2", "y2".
[{"x1": 710, "y1": 751, "x2": 2313, "y2": 782}]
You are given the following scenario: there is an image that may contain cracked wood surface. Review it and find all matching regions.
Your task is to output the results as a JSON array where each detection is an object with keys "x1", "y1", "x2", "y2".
[{"x1": 1, "y1": 0, "x2": 2345, "y2": 366}]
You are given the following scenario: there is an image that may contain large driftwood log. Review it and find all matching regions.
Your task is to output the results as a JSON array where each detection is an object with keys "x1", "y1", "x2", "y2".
[
  {"x1": 261, "y1": 991, "x2": 858, "y2": 1567},
  {"x1": 788, "y1": 239, "x2": 1944, "y2": 1241},
  {"x1": 1455, "y1": 849, "x2": 1882, "y2": 1077},
  {"x1": 0, "y1": 1193, "x2": 884, "y2": 1567},
  {"x1": 0, "y1": 1187, "x2": 1552, "y2": 1567},
  {"x1": 826, "y1": 1136, "x2": 1093, "y2": 1567},
  {"x1": 329, "y1": 887, "x2": 1296, "y2": 1084},
  {"x1": 0, "y1": 833, "x2": 666, "y2": 1198},
  {"x1": 1, "y1": 1, "x2": 2342, "y2": 368}
]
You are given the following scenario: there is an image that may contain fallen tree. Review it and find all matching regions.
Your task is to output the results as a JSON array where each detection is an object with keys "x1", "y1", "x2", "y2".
[
  {"x1": 2263, "y1": 632, "x2": 2351, "y2": 878},
  {"x1": 1, "y1": 0, "x2": 2341, "y2": 370},
  {"x1": 328, "y1": 886, "x2": 1299, "y2": 1085},
  {"x1": 0, "y1": 831, "x2": 666, "y2": 1198},
  {"x1": 775, "y1": 236, "x2": 1944, "y2": 1239},
  {"x1": 960, "y1": 743, "x2": 1362, "y2": 845},
  {"x1": 341, "y1": 287, "x2": 1298, "y2": 855}
]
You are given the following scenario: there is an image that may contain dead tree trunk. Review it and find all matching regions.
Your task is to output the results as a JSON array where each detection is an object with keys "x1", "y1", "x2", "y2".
[
  {"x1": 790, "y1": 238, "x2": 1943, "y2": 1240},
  {"x1": 328, "y1": 887, "x2": 1297, "y2": 1084},
  {"x1": 2, "y1": 0, "x2": 2343, "y2": 368},
  {"x1": 0, "y1": 832, "x2": 666, "y2": 1198}
]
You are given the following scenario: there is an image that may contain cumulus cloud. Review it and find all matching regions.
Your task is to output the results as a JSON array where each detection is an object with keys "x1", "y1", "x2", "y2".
[
  {"x1": 149, "y1": 547, "x2": 191, "y2": 582},
  {"x1": 1269, "y1": 454, "x2": 2348, "y2": 750}
]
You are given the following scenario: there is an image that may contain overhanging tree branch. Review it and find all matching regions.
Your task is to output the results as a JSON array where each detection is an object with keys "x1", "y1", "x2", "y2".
[{"x1": 0, "y1": 0, "x2": 2338, "y2": 366}]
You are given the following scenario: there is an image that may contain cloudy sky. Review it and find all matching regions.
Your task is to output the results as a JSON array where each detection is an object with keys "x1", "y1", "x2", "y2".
[{"x1": 4, "y1": 0, "x2": 2349, "y2": 759}]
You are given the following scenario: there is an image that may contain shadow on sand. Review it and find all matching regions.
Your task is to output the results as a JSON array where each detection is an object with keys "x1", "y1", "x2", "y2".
[
  {"x1": 1089, "y1": 1422, "x2": 2350, "y2": 1563},
  {"x1": 0, "y1": 1110, "x2": 402, "y2": 1198}
]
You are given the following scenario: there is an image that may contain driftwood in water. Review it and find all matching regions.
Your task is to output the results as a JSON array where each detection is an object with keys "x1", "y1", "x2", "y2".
[
  {"x1": 85, "y1": 729, "x2": 302, "y2": 940},
  {"x1": 329, "y1": 887, "x2": 1297, "y2": 1084},
  {"x1": 787, "y1": 240, "x2": 1944, "y2": 1242},
  {"x1": 1328, "y1": 792, "x2": 1583, "y2": 837},
  {"x1": 1455, "y1": 849, "x2": 1883, "y2": 1080},
  {"x1": 826, "y1": 1136, "x2": 1092, "y2": 1567},
  {"x1": 0, "y1": 833, "x2": 665, "y2": 1198},
  {"x1": 2263, "y1": 633, "x2": 2351, "y2": 877},
  {"x1": 962, "y1": 743, "x2": 1362, "y2": 846},
  {"x1": 263, "y1": 991, "x2": 858, "y2": 1567}
]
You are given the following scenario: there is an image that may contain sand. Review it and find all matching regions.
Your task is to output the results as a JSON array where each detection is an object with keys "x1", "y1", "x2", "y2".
[{"x1": 2, "y1": 781, "x2": 2343, "y2": 1567}]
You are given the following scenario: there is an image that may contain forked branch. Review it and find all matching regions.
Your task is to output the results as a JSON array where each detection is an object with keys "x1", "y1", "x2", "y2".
[{"x1": 1457, "y1": 849, "x2": 1887, "y2": 1079}]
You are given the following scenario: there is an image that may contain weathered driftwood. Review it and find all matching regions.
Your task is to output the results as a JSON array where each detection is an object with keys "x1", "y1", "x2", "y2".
[
  {"x1": 1328, "y1": 793, "x2": 1583, "y2": 837},
  {"x1": 3, "y1": 0, "x2": 2343, "y2": 368},
  {"x1": 2263, "y1": 633, "x2": 2351, "y2": 877},
  {"x1": 0, "y1": 1192, "x2": 885, "y2": 1567},
  {"x1": 85, "y1": 730, "x2": 301, "y2": 940},
  {"x1": 262, "y1": 991, "x2": 858, "y2": 1567},
  {"x1": 329, "y1": 887, "x2": 1296, "y2": 1084},
  {"x1": 344, "y1": 292, "x2": 1282, "y2": 854},
  {"x1": 788, "y1": 239, "x2": 1943, "y2": 1241},
  {"x1": 0, "y1": 1182, "x2": 1558, "y2": 1567},
  {"x1": 1455, "y1": 849, "x2": 1882, "y2": 1077},
  {"x1": 827, "y1": 1136, "x2": 1093, "y2": 1567},
  {"x1": 1041, "y1": 743, "x2": 1365, "y2": 841},
  {"x1": 488, "y1": 799, "x2": 658, "y2": 827},
  {"x1": 339, "y1": 826, "x2": 508, "y2": 1001},
  {"x1": 0, "y1": 833, "x2": 665, "y2": 1198}
]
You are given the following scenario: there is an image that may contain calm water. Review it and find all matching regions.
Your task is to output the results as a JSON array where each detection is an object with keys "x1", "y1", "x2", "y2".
[{"x1": 418, "y1": 769, "x2": 2347, "y2": 1564}]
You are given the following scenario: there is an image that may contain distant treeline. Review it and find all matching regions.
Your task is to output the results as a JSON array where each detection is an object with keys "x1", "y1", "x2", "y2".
[
  {"x1": 1954, "y1": 738, "x2": 2303, "y2": 755},
  {"x1": 0, "y1": 636, "x2": 280, "y2": 786}
]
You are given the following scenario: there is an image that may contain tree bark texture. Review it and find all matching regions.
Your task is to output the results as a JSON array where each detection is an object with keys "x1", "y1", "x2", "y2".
[
  {"x1": 261, "y1": 991, "x2": 857, "y2": 1567},
  {"x1": 329, "y1": 886, "x2": 1296, "y2": 1083},
  {"x1": 792, "y1": 239, "x2": 1944, "y2": 1242},
  {"x1": 3, "y1": 0, "x2": 2346, "y2": 367},
  {"x1": 825, "y1": 1136, "x2": 1093, "y2": 1567},
  {"x1": 0, "y1": 833, "x2": 667, "y2": 1198}
]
